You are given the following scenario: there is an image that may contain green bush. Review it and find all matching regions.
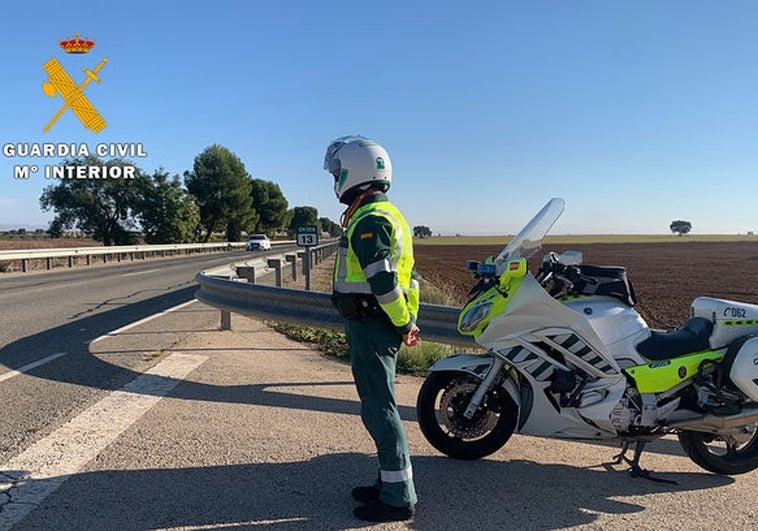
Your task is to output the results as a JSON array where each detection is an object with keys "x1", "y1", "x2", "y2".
[{"x1": 397, "y1": 341, "x2": 456, "y2": 375}]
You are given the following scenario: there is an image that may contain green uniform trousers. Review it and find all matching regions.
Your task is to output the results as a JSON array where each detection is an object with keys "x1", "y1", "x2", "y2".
[{"x1": 346, "y1": 317, "x2": 418, "y2": 508}]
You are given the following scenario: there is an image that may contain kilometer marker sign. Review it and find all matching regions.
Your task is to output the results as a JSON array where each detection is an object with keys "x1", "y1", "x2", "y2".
[{"x1": 296, "y1": 225, "x2": 318, "y2": 247}]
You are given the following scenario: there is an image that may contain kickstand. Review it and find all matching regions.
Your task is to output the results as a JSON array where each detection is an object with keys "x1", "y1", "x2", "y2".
[{"x1": 613, "y1": 441, "x2": 678, "y2": 485}]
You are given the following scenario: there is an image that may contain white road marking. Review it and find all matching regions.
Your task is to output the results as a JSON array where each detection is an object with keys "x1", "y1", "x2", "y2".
[
  {"x1": 120, "y1": 268, "x2": 161, "y2": 277},
  {"x1": 0, "y1": 352, "x2": 67, "y2": 383},
  {"x1": 156, "y1": 518, "x2": 310, "y2": 530},
  {"x1": 0, "y1": 353, "x2": 207, "y2": 530},
  {"x1": 88, "y1": 299, "x2": 197, "y2": 344}
]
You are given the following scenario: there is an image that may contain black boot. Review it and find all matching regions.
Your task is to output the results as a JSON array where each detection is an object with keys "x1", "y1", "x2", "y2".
[
  {"x1": 351, "y1": 485, "x2": 380, "y2": 503},
  {"x1": 353, "y1": 500, "x2": 415, "y2": 522}
]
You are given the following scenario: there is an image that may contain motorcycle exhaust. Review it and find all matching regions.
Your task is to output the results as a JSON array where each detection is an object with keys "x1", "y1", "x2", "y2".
[{"x1": 667, "y1": 405, "x2": 758, "y2": 433}]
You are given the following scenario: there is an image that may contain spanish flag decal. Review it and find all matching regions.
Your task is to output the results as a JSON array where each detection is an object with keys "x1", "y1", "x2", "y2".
[{"x1": 360, "y1": 232, "x2": 373, "y2": 240}]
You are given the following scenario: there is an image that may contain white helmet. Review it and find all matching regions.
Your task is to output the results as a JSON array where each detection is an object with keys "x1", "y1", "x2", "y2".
[{"x1": 323, "y1": 135, "x2": 392, "y2": 204}]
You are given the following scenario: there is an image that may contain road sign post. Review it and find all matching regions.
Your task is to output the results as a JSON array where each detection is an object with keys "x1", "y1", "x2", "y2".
[{"x1": 296, "y1": 226, "x2": 319, "y2": 290}]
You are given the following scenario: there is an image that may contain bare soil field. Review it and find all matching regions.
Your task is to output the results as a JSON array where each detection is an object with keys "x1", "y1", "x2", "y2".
[
  {"x1": 414, "y1": 241, "x2": 758, "y2": 330},
  {"x1": 0, "y1": 238, "x2": 100, "y2": 250}
]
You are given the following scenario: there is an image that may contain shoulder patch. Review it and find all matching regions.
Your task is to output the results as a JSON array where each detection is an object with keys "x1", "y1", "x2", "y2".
[{"x1": 360, "y1": 232, "x2": 374, "y2": 240}]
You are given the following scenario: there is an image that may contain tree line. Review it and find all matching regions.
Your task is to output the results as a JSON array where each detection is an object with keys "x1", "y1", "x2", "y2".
[{"x1": 40, "y1": 144, "x2": 343, "y2": 245}]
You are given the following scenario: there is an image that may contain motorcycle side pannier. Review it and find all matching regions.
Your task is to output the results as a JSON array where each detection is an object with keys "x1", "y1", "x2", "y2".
[
  {"x1": 691, "y1": 297, "x2": 758, "y2": 349},
  {"x1": 724, "y1": 336, "x2": 758, "y2": 401}
]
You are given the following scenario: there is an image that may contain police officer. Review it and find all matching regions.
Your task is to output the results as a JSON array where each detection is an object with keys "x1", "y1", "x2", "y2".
[{"x1": 324, "y1": 135, "x2": 420, "y2": 522}]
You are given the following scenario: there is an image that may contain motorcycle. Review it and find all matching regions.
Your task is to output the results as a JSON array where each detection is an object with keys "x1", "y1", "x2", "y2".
[{"x1": 417, "y1": 197, "x2": 758, "y2": 480}]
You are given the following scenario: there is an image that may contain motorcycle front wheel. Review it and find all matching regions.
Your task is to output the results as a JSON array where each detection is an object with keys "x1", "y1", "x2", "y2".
[
  {"x1": 417, "y1": 370, "x2": 518, "y2": 460},
  {"x1": 678, "y1": 425, "x2": 758, "y2": 475}
]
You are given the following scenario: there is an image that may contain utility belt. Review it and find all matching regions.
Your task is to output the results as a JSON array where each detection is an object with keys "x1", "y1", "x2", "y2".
[{"x1": 331, "y1": 293, "x2": 387, "y2": 321}]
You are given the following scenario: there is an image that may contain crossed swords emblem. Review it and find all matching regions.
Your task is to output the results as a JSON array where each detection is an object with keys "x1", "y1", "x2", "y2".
[{"x1": 42, "y1": 57, "x2": 108, "y2": 133}]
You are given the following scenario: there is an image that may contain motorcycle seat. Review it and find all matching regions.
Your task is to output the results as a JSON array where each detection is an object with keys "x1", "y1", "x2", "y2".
[{"x1": 635, "y1": 317, "x2": 714, "y2": 360}]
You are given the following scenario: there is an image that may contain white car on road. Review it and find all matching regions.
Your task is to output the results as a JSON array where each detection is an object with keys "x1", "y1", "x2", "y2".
[{"x1": 245, "y1": 234, "x2": 271, "y2": 251}]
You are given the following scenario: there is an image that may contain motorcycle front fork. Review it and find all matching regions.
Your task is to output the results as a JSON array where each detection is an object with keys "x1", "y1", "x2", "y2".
[{"x1": 464, "y1": 357, "x2": 507, "y2": 419}]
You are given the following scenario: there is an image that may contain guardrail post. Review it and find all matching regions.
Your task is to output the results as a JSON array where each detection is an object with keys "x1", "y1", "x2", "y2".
[
  {"x1": 297, "y1": 251, "x2": 306, "y2": 276},
  {"x1": 267, "y1": 258, "x2": 283, "y2": 287},
  {"x1": 220, "y1": 310, "x2": 231, "y2": 330},
  {"x1": 286, "y1": 254, "x2": 298, "y2": 282},
  {"x1": 46, "y1": 257, "x2": 52, "y2": 270},
  {"x1": 86, "y1": 255, "x2": 91, "y2": 266},
  {"x1": 236, "y1": 266, "x2": 255, "y2": 283},
  {"x1": 68, "y1": 256, "x2": 74, "y2": 268},
  {"x1": 22, "y1": 259, "x2": 28, "y2": 273}
]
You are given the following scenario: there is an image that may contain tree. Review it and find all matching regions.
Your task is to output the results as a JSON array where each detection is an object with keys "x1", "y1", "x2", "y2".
[
  {"x1": 251, "y1": 179, "x2": 289, "y2": 233},
  {"x1": 670, "y1": 220, "x2": 692, "y2": 236},
  {"x1": 319, "y1": 217, "x2": 342, "y2": 237},
  {"x1": 288, "y1": 206, "x2": 319, "y2": 234},
  {"x1": 40, "y1": 156, "x2": 142, "y2": 245},
  {"x1": 413, "y1": 225, "x2": 432, "y2": 238},
  {"x1": 184, "y1": 145, "x2": 258, "y2": 242},
  {"x1": 135, "y1": 169, "x2": 200, "y2": 244}
]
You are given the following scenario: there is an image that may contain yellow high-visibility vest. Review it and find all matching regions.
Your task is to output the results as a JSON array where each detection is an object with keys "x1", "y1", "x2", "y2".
[{"x1": 333, "y1": 200, "x2": 419, "y2": 328}]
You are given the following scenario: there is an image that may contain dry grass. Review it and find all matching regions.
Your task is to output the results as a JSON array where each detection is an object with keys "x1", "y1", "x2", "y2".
[{"x1": 281, "y1": 255, "x2": 334, "y2": 293}]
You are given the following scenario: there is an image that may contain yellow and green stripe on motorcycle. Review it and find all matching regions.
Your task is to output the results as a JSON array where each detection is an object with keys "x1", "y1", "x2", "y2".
[{"x1": 624, "y1": 350, "x2": 724, "y2": 393}]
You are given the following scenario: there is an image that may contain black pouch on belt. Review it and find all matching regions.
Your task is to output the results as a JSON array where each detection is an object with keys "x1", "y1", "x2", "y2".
[{"x1": 331, "y1": 293, "x2": 383, "y2": 320}]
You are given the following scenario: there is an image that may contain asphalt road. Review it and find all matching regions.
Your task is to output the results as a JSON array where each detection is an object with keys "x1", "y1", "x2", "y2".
[
  {"x1": 2, "y1": 251, "x2": 758, "y2": 530},
  {"x1": 0, "y1": 248, "x2": 284, "y2": 464}
]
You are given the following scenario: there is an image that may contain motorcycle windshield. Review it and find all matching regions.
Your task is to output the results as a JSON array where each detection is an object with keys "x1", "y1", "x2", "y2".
[{"x1": 495, "y1": 197, "x2": 565, "y2": 275}]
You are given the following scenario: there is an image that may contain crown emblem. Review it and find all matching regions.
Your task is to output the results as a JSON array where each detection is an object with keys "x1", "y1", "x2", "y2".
[{"x1": 59, "y1": 32, "x2": 95, "y2": 54}]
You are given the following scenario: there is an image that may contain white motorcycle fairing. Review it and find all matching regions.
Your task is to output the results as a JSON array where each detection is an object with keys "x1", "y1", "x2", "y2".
[{"x1": 480, "y1": 273, "x2": 630, "y2": 438}]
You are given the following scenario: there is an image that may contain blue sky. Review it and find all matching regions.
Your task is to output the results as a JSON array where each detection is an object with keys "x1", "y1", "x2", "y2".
[{"x1": 1, "y1": 1, "x2": 757, "y2": 235}]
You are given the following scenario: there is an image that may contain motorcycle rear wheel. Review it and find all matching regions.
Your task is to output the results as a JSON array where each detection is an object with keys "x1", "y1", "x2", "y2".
[
  {"x1": 417, "y1": 370, "x2": 518, "y2": 460},
  {"x1": 678, "y1": 425, "x2": 758, "y2": 475}
]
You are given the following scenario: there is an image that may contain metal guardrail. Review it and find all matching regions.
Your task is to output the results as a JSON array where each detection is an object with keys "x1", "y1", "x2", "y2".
[
  {"x1": 226, "y1": 241, "x2": 339, "y2": 285},
  {"x1": 0, "y1": 240, "x2": 296, "y2": 272},
  {"x1": 194, "y1": 267, "x2": 474, "y2": 348}
]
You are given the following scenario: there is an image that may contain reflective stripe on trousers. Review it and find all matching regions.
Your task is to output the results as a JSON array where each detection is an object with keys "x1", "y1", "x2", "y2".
[{"x1": 381, "y1": 465, "x2": 413, "y2": 483}]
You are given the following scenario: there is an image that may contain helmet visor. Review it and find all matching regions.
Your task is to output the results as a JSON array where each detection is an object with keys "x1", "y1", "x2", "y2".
[
  {"x1": 324, "y1": 149, "x2": 342, "y2": 173},
  {"x1": 323, "y1": 135, "x2": 367, "y2": 173}
]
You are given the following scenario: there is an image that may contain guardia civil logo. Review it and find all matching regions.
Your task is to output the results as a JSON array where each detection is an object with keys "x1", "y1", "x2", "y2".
[{"x1": 42, "y1": 32, "x2": 108, "y2": 134}]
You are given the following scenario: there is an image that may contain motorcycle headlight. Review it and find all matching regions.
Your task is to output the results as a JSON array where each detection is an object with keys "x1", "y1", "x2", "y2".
[{"x1": 459, "y1": 303, "x2": 493, "y2": 332}]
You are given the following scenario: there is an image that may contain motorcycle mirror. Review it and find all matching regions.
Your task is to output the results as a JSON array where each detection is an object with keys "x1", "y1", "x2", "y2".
[
  {"x1": 542, "y1": 251, "x2": 558, "y2": 263},
  {"x1": 558, "y1": 250, "x2": 583, "y2": 266}
]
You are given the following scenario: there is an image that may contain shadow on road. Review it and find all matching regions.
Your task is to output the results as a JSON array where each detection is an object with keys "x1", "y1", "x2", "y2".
[
  {"x1": 9, "y1": 452, "x2": 732, "y2": 530},
  {"x1": 0, "y1": 286, "x2": 694, "y2": 462},
  {"x1": 0, "y1": 286, "x2": 199, "y2": 393}
]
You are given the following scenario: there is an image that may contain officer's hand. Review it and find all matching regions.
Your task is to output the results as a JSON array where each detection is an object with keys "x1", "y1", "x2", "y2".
[{"x1": 403, "y1": 324, "x2": 421, "y2": 347}]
